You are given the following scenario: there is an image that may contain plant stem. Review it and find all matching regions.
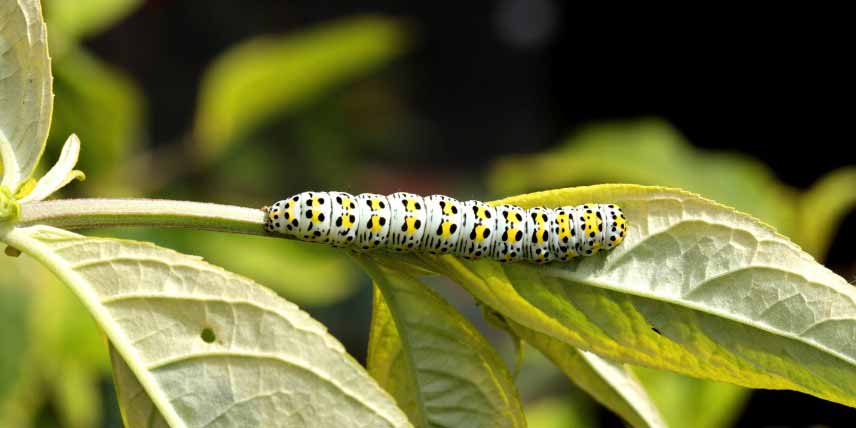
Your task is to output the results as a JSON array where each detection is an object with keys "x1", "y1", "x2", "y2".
[{"x1": 18, "y1": 198, "x2": 283, "y2": 237}]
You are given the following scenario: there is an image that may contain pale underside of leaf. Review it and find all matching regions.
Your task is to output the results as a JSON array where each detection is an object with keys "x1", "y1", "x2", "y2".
[
  {"x1": 416, "y1": 184, "x2": 856, "y2": 408},
  {"x1": 109, "y1": 343, "x2": 171, "y2": 428},
  {"x1": 0, "y1": 0, "x2": 53, "y2": 190},
  {"x1": 359, "y1": 255, "x2": 526, "y2": 428},
  {"x1": 3, "y1": 225, "x2": 412, "y2": 428}
]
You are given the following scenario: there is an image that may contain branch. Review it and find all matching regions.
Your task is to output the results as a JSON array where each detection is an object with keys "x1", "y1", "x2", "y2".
[{"x1": 18, "y1": 198, "x2": 283, "y2": 237}]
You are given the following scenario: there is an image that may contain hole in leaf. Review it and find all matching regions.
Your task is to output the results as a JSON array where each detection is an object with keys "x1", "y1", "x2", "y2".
[{"x1": 200, "y1": 327, "x2": 216, "y2": 343}]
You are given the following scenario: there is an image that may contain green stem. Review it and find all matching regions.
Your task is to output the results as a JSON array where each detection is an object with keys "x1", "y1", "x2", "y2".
[{"x1": 18, "y1": 198, "x2": 283, "y2": 237}]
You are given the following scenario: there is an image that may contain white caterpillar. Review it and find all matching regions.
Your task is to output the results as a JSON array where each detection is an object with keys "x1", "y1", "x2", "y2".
[{"x1": 264, "y1": 192, "x2": 627, "y2": 264}]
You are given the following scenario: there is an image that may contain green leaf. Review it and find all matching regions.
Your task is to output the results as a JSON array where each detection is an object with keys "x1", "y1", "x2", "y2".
[
  {"x1": 0, "y1": 251, "x2": 109, "y2": 428},
  {"x1": 193, "y1": 15, "x2": 409, "y2": 161},
  {"x1": 190, "y1": 232, "x2": 361, "y2": 307},
  {"x1": 487, "y1": 119, "x2": 797, "y2": 236},
  {"x1": 45, "y1": 0, "x2": 143, "y2": 42},
  {"x1": 798, "y1": 166, "x2": 856, "y2": 259},
  {"x1": 524, "y1": 397, "x2": 592, "y2": 428},
  {"x1": 0, "y1": 278, "x2": 30, "y2": 400},
  {"x1": 508, "y1": 321, "x2": 666, "y2": 428},
  {"x1": 359, "y1": 255, "x2": 527, "y2": 428},
  {"x1": 3, "y1": 225, "x2": 412, "y2": 428},
  {"x1": 49, "y1": 47, "x2": 143, "y2": 195},
  {"x1": 367, "y1": 285, "x2": 425, "y2": 425},
  {"x1": 19, "y1": 134, "x2": 84, "y2": 203},
  {"x1": 0, "y1": 0, "x2": 53, "y2": 190},
  {"x1": 417, "y1": 184, "x2": 856, "y2": 408},
  {"x1": 634, "y1": 367, "x2": 748, "y2": 428}
]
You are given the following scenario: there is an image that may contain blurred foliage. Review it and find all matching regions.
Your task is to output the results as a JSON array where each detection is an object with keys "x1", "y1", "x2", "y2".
[
  {"x1": 489, "y1": 119, "x2": 797, "y2": 238},
  {"x1": 0, "y1": 255, "x2": 109, "y2": 428},
  {"x1": 488, "y1": 117, "x2": 856, "y2": 262},
  {"x1": 634, "y1": 366, "x2": 748, "y2": 428},
  {"x1": 798, "y1": 167, "x2": 856, "y2": 259},
  {"x1": 48, "y1": 47, "x2": 144, "y2": 196},
  {"x1": 44, "y1": 0, "x2": 142, "y2": 46},
  {"x1": 525, "y1": 396, "x2": 592, "y2": 428},
  {"x1": 193, "y1": 15, "x2": 411, "y2": 162}
]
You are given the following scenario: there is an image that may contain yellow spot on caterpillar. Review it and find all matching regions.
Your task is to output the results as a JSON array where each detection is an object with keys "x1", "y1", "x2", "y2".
[
  {"x1": 440, "y1": 221, "x2": 455, "y2": 238},
  {"x1": 473, "y1": 224, "x2": 488, "y2": 242},
  {"x1": 442, "y1": 203, "x2": 456, "y2": 216},
  {"x1": 507, "y1": 227, "x2": 520, "y2": 243},
  {"x1": 475, "y1": 206, "x2": 490, "y2": 220},
  {"x1": 369, "y1": 215, "x2": 384, "y2": 232},
  {"x1": 535, "y1": 227, "x2": 547, "y2": 244},
  {"x1": 404, "y1": 217, "x2": 419, "y2": 234},
  {"x1": 404, "y1": 199, "x2": 419, "y2": 212},
  {"x1": 370, "y1": 198, "x2": 384, "y2": 211},
  {"x1": 341, "y1": 197, "x2": 352, "y2": 209},
  {"x1": 340, "y1": 214, "x2": 353, "y2": 228},
  {"x1": 505, "y1": 210, "x2": 521, "y2": 225},
  {"x1": 311, "y1": 210, "x2": 324, "y2": 223},
  {"x1": 556, "y1": 212, "x2": 571, "y2": 242}
]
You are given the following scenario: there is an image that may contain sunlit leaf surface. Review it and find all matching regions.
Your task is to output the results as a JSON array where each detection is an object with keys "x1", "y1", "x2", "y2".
[
  {"x1": 4, "y1": 225, "x2": 412, "y2": 428},
  {"x1": 415, "y1": 184, "x2": 856, "y2": 408},
  {"x1": 0, "y1": 0, "x2": 53, "y2": 190}
]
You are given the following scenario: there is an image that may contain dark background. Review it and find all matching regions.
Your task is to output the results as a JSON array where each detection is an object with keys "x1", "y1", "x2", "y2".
[{"x1": 80, "y1": 1, "x2": 855, "y2": 427}]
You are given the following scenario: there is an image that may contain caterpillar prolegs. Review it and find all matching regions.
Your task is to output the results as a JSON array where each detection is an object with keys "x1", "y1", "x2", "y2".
[{"x1": 264, "y1": 192, "x2": 627, "y2": 264}]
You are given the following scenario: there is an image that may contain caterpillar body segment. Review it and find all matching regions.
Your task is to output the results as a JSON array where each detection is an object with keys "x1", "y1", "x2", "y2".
[
  {"x1": 355, "y1": 193, "x2": 390, "y2": 251},
  {"x1": 455, "y1": 200, "x2": 497, "y2": 260},
  {"x1": 329, "y1": 192, "x2": 359, "y2": 247},
  {"x1": 265, "y1": 191, "x2": 626, "y2": 264},
  {"x1": 421, "y1": 195, "x2": 463, "y2": 254},
  {"x1": 387, "y1": 192, "x2": 427, "y2": 252}
]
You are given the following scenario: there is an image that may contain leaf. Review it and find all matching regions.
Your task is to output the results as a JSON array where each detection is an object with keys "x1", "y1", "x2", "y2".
[
  {"x1": 0, "y1": 252, "x2": 109, "y2": 428},
  {"x1": 417, "y1": 184, "x2": 856, "y2": 408},
  {"x1": 634, "y1": 367, "x2": 748, "y2": 428},
  {"x1": 524, "y1": 397, "x2": 592, "y2": 428},
  {"x1": 487, "y1": 119, "x2": 797, "y2": 236},
  {"x1": 367, "y1": 285, "x2": 425, "y2": 425},
  {"x1": 1, "y1": 0, "x2": 54, "y2": 191},
  {"x1": 109, "y1": 343, "x2": 171, "y2": 428},
  {"x1": 359, "y1": 255, "x2": 527, "y2": 428},
  {"x1": 19, "y1": 133, "x2": 84, "y2": 203},
  {"x1": 49, "y1": 47, "x2": 143, "y2": 195},
  {"x1": 3, "y1": 225, "x2": 412, "y2": 428},
  {"x1": 508, "y1": 321, "x2": 666, "y2": 428},
  {"x1": 190, "y1": 232, "x2": 361, "y2": 307},
  {"x1": 798, "y1": 166, "x2": 856, "y2": 260},
  {"x1": 0, "y1": 278, "x2": 30, "y2": 399},
  {"x1": 193, "y1": 15, "x2": 409, "y2": 161},
  {"x1": 45, "y1": 0, "x2": 143, "y2": 42}
]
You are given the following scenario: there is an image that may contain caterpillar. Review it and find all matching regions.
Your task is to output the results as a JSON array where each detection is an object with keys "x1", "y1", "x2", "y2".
[{"x1": 263, "y1": 192, "x2": 627, "y2": 264}]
